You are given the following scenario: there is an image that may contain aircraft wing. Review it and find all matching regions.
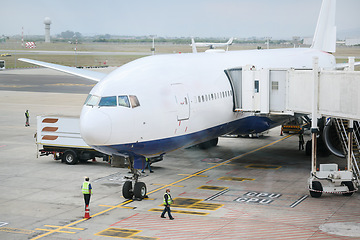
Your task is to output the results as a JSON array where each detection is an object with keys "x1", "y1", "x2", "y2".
[
  {"x1": 335, "y1": 61, "x2": 360, "y2": 70},
  {"x1": 18, "y1": 58, "x2": 107, "y2": 82}
]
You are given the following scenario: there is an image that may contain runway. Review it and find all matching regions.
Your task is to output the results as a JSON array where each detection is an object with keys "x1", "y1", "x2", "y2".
[{"x1": 0, "y1": 69, "x2": 359, "y2": 240}]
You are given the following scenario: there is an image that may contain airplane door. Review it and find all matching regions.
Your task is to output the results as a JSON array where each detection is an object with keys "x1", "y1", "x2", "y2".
[
  {"x1": 171, "y1": 83, "x2": 190, "y2": 121},
  {"x1": 269, "y1": 70, "x2": 287, "y2": 112}
]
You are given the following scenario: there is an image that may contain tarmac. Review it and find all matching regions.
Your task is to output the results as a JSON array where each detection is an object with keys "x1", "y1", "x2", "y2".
[{"x1": 0, "y1": 68, "x2": 359, "y2": 240}]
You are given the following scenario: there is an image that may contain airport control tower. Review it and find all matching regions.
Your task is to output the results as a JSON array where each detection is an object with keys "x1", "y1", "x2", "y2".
[{"x1": 44, "y1": 17, "x2": 51, "y2": 43}]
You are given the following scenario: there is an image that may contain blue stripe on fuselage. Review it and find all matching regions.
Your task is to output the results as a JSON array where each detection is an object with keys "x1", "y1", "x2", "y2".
[{"x1": 91, "y1": 116, "x2": 275, "y2": 157}]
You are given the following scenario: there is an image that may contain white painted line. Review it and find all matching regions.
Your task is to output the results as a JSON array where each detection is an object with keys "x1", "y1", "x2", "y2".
[
  {"x1": 0, "y1": 222, "x2": 9, "y2": 227},
  {"x1": 290, "y1": 195, "x2": 308, "y2": 208}
]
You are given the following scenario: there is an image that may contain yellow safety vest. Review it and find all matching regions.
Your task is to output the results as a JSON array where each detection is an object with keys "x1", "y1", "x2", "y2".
[
  {"x1": 163, "y1": 192, "x2": 173, "y2": 205},
  {"x1": 82, "y1": 182, "x2": 91, "y2": 194}
]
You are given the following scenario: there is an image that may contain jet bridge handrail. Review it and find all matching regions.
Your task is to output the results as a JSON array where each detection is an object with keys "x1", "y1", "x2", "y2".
[
  {"x1": 352, "y1": 121, "x2": 360, "y2": 184},
  {"x1": 334, "y1": 119, "x2": 360, "y2": 186}
]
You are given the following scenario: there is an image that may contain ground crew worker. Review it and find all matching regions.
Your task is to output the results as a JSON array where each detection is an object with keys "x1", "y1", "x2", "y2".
[
  {"x1": 25, "y1": 110, "x2": 30, "y2": 127},
  {"x1": 142, "y1": 158, "x2": 153, "y2": 173},
  {"x1": 82, "y1": 177, "x2": 92, "y2": 209},
  {"x1": 299, "y1": 131, "x2": 305, "y2": 150},
  {"x1": 161, "y1": 188, "x2": 174, "y2": 220}
]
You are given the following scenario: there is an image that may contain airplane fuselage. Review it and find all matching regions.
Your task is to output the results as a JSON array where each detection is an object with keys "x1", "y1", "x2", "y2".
[{"x1": 80, "y1": 48, "x2": 335, "y2": 157}]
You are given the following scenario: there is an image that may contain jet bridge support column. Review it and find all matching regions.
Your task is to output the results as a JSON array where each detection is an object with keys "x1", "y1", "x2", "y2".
[
  {"x1": 311, "y1": 57, "x2": 320, "y2": 175},
  {"x1": 308, "y1": 57, "x2": 323, "y2": 197}
]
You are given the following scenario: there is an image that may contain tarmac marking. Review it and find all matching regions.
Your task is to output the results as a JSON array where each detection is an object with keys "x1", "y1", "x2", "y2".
[
  {"x1": 148, "y1": 208, "x2": 209, "y2": 216},
  {"x1": 245, "y1": 164, "x2": 282, "y2": 169},
  {"x1": 290, "y1": 195, "x2": 308, "y2": 208},
  {"x1": 178, "y1": 174, "x2": 208, "y2": 177},
  {"x1": 95, "y1": 228, "x2": 141, "y2": 238},
  {"x1": 43, "y1": 225, "x2": 84, "y2": 230},
  {"x1": 0, "y1": 222, "x2": 8, "y2": 227},
  {"x1": 151, "y1": 183, "x2": 184, "y2": 188},
  {"x1": 197, "y1": 185, "x2": 228, "y2": 191},
  {"x1": 0, "y1": 227, "x2": 36, "y2": 235},
  {"x1": 218, "y1": 176, "x2": 255, "y2": 181},
  {"x1": 99, "y1": 204, "x2": 136, "y2": 209},
  {"x1": 35, "y1": 228, "x2": 76, "y2": 234},
  {"x1": 157, "y1": 197, "x2": 223, "y2": 211},
  {"x1": 95, "y1": 227, "x2": 158, "y2": 240},
  {"x1": 32, "y1": 134, "x2": 293, "y2": 240},
  {"x1": 205, "y1": 189, "x2": 230, "y2": 201}
]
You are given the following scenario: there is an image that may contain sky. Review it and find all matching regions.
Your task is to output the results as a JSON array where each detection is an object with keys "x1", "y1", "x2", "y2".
[{"x1": 1, "y1": 0, "x2": 360, "y2": 39}]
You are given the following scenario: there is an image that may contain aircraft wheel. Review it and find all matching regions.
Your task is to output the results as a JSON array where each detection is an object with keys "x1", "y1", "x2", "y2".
[
  {"x1": 134, "y1": 182, "x2": 147, "y2": 199},
  {"x1": 342, "y1": 181, "x2": 354, "y2": 196},
  {"x1": 63, "y1": 150, "x2": 78, "y2": 165},
  {"x1": 122, "y1": 181, "x2": 134, "y2": 199},
  {"x1": 310, "y1": 181, "x2": 323, "y2": 198}
]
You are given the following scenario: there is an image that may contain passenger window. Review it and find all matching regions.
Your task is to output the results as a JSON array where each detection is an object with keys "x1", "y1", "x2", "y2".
[
  {"x1": 86, "y1": 95, "x2": 100, "y2": 106},
  {"x1": 254, "y1": 80, "x2": 259, "y2": 93},
  {"x1": 202, "y1": 95, "x2": 205, "y2": 102},
  {"x1": 118, "y1": 95, "x2": 130, "y2": 108},
  {"x1": 198, "y1": 96, "x2": 201, "y2": 102},
  {"x1": 129, "y1": 95, "x2": 140, "y2": 108},
  {"x1": 99, "y1": 96, "x2": 117, "y2": 107}
]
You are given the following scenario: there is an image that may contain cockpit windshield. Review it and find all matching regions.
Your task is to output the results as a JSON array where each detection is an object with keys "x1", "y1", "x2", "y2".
[
  {"x1": 84, "y1": 94, "x2": 140, "y2": 108},
  {"x1": 99, "y1": 96, "x2": 117, "y2": 107},
  {"x1": 85, "y1": 95, "x2": 100, "y2": 106},
  {"x1": 118, "y1": 95, "x2": 130, "y2": 108},
  {"x1": 129, "y1": 95, "x2": 140, "y2": 108}
]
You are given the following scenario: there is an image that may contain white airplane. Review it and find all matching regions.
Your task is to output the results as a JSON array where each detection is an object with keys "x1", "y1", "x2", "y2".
[
  {"x1": 19, "y1": 0, "x2": 359, "y2": 199},
  {"x1": 191, "y1": 37, "x2": 234, "y2": 53}
]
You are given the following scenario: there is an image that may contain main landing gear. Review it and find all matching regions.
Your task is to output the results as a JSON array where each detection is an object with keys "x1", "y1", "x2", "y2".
[{"x1": 122, "y1": 155, "x2": 148, "y2": 200}]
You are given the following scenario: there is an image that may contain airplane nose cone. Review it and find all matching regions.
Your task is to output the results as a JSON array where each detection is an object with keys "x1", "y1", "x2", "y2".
[{"x1": 80, "y1": 108, "x2": 112, "y2": 145}]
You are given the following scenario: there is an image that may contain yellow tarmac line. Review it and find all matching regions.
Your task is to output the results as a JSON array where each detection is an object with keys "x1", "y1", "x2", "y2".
[
  {"x1": 178, "y1": 174, "x2": 208, "y2": 177},
  {"x1": 151, "y1": 183, "x2": 184, "y2": 188},
  {"x1": 44, "y1": 225, "x2": 85, "y2": 230},
  {"x1": 32, "y1": 134, "x2": 292, "y2": 240},
  {"x1": 99, "y1": 205, "x2": 136, "y2": 209},
  {"x1": 35, "y1": 228, "x2": 76, "y2": 234}
]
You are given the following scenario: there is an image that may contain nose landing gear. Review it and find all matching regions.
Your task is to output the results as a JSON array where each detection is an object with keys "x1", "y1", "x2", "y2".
[{"x1": 122, "y1": 155, "x2": 148, "y2": 200}]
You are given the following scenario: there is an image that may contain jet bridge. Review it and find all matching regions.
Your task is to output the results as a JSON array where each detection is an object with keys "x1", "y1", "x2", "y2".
[
  {"x1": 225, "y1": 57, "x2": 360, "y2": 196},
  {"x1": 225, "y1": 59, "x2": 360, "y2": 119}
]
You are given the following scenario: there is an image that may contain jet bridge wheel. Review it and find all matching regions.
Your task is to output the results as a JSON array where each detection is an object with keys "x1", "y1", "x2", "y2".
[
  {"x1": 342, "y1": 181, "x2": 355, "y2": 196},
  {"x1": 310, "y1": 181, "x2": 323, "y2": 198}
]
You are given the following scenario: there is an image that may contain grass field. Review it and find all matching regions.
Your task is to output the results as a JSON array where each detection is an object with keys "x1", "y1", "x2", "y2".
[{"x1": 1, "y1": 41, "x2": 360, "y2": 70}]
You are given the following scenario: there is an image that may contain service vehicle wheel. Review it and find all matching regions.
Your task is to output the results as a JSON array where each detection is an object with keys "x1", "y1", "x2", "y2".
[
  {"x1": 63, "y1": 150, "x2": 78, "y2": 165},
  {"x1": 134, "y1": 182, "x2": 147, "y2": 199},
  {"x1": 342, "y1": 181, "x2": 354, "y2": 196},
  {"x1": 122, "y1": 181, "x2": 134, "y2": 199},
  {"x1": 310, "y1": 181, "x2": 322, "y2": 198}
]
